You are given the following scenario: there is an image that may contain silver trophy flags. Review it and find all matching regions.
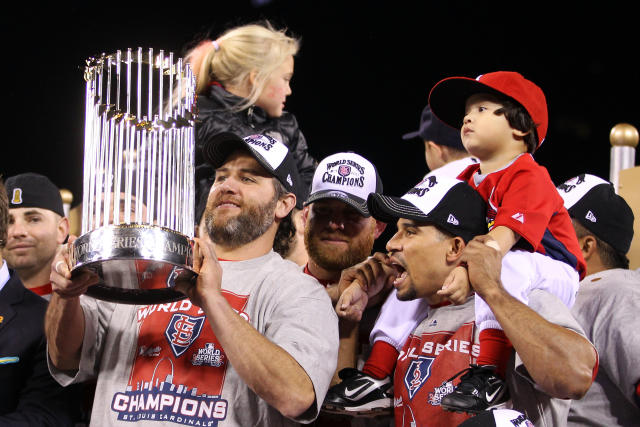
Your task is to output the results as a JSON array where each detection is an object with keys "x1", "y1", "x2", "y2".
[{"x1": 70, "y1": 48, "x2": 197, "y2": 304}]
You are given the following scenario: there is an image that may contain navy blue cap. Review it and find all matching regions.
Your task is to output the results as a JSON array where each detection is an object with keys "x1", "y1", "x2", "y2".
[
  {"x1": 5, "y1": 172, "x2": 65, "y2": 217},
  {"x1": 402, "y1": 104, "x2": 464, "y2": 150}
]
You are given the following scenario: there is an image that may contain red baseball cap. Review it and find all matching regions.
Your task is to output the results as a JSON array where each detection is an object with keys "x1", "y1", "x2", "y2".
[{"x1": 428, "y1": 71, "x2": 548, "y2": 148}]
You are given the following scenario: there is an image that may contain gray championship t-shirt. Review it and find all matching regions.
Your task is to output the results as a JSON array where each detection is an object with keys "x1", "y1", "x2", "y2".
[
  {"x1": 568, "y1": 268, "x2": 640, "y2": 427},
  {"x1": 50, "y1": 251, "x2": 339, "y2": 426}
]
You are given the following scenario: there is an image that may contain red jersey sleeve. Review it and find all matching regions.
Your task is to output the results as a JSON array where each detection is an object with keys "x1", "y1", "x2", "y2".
[{"x1": 490, "y1": 160, "x2": 561, "y2": 251}]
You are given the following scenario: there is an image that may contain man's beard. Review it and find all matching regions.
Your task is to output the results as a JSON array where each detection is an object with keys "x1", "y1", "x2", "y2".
[
  {"x1": 205, "y1": 194, "x2": 277, "y2": 250},
  {"x1": 304, "y1": 223, "x2": 375, "y2": 272}
]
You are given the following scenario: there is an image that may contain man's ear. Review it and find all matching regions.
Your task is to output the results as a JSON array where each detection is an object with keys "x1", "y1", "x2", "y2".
[
  {"x1": 445, "y1": 236, "x2": 466, "y2": 264},
  {"x1": 579, "y1": 235, "x2": 598, "y2": 262},
  {"x1": 57, "y1": 217, "x2": 70, "y2": 245},
  {"x1": 426, "y1": 140, "x2": 444, "y2": 160},
  {"x1": 275, "y1": 193, "x2": 296, "y2": 220},
  {"x1": 373, "y1": 219, "x2": 387, "y2": 239},
  {"x1": 301, "y1": 205, "x2": 310, "y2": 227},
  {"x1": 426, "y1": 140, "x2": 442, "y2": 155}
]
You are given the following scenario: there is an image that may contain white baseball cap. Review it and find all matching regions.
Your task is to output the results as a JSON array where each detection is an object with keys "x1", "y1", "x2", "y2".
[{"x1": 304, "y1": 152, "x2": 383, "y2": 217}]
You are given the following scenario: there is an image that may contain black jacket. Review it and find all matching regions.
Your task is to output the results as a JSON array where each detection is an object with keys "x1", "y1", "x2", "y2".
[
  {"x1": 0, "y1": 270, "x2": 74, "y2": 426},
  {"x1": 194, "y1": 85, "x2": 317, "y2": 222}
]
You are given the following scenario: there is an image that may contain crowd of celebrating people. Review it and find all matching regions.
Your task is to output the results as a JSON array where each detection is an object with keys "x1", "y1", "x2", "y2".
[{"x1": 1, "y1": 20, "x2": 638, "y2": 427}]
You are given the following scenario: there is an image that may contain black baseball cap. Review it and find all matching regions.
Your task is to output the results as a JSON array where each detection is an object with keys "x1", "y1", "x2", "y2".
[
  {"x1": 557, "y1": 173, "x2": 634, "y2": 254},
  {"x1": 5, "y1": 172, "x2": 65, "y2": 217},
  {"x1": 402, "y1": 104, "x2": 465, "y2": 150},
  {"x1": 202, "y1": 132, "x2": 305, "y2": 208},
  {"x1": 367, "y1": 174, "x2": 487, "y2": 242}
]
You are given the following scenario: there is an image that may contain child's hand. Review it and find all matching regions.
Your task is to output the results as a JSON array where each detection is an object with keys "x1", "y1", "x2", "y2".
[
  {"x1": 437, "y1": 265, "x2": 472, "y2": 304},
  {"x1": 335, "y1": 281, "x2": 369, "y2": 322}
]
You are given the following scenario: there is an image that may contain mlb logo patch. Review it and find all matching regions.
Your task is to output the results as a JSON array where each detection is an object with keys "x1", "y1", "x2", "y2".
[
  {"x1": 511, "y1": 212, "x2": 524, "y2": 223},
  {"x1": 338, "y1": 165, "x2": 351, "y2": 177},
  {"x1": 165, "y1": 313, "x2": 206, "y2": 357},
  {"x1": 404, "y1": 356, "x2": 435, "y2": 400}
]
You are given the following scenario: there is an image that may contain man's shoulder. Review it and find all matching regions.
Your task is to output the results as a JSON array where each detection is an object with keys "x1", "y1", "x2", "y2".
[
  {"x1": 231, "y1": 252, "x2": 329, "y2": 296},
  {"x1": 267, "y1": 255, "x2": 318, "y2": 281},
  {"x1": 2, "y1": 272, "x2": 48, "y2": 311},
  {"x1": 269, "y1": 257, "x2": 330, "y2": 295},
  {"x1": 528, "y1": 289, "x2": 586, "y2": 336},
  {"x1": 575, "y1": 268, "x2": 640, "y2": 305},
  {"x1": 0, "y1": 273, "x2": 48, "y2": 351}
]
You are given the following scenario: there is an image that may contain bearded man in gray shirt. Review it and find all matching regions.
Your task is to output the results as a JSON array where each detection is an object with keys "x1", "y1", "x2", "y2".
[{"x1": 45, "y1": 133, "x2": 339, "y2": 426}]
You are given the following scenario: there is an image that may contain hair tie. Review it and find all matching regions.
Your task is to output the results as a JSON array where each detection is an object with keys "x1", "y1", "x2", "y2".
[{"x1": 211, "y1": 40, "x2": 221, "y2": 51}]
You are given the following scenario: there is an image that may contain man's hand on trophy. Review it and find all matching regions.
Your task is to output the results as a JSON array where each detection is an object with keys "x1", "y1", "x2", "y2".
[
  {"x1": 50, "y1": 235, "x2": 100, "y2": 299},
  {"x1": 175, "y1": 237, "x2": 223, "y2": 308}
]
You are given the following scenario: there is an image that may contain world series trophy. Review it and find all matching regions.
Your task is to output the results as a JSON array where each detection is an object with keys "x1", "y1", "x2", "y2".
[{"x1": 69, "y1": 48, "x2": 197, "y2": 304}]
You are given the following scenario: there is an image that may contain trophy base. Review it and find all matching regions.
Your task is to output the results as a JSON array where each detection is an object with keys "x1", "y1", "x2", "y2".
[{"x1": 70, "y1": 224, "x2": 196, "y2": 305}]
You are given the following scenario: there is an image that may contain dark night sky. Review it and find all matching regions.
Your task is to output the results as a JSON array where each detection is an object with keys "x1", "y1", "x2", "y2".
[{"x1": 3, "y1": 1, "x2": 639, "y2": 210}]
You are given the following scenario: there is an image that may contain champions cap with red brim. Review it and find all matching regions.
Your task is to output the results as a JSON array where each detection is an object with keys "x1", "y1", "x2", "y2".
[
  {"x1": 367, "y1": 174, "x2": 487, "y2": 242},
  {"x1": 557, "y1": 173, "x2": 634, "y2": 254},
  {"x1": 203, "y1": 132, "x2": 305, "y2": 207},
  {"x1": 428, "y1": 71, "x2": 548, "y2": 148}
]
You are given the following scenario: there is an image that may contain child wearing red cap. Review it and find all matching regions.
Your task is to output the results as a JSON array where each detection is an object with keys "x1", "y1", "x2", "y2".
[{"x1": 428, "y1": 71, "x2": 587, "y2": 413}]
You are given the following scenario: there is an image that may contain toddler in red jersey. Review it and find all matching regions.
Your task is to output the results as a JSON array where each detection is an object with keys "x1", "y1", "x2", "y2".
[{"x1": 428, "y1": 71, "x2": 586, "y2": 413}]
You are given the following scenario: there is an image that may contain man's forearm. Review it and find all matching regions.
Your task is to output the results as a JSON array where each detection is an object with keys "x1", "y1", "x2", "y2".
[
  {"x1": 483, "y1": 288, "x2": 596, "y2": 399},
  {"x1": 201, "y1": 294, "x2": 316, "y2": 419},
  {"x1": 44, "y1": 294, "x2": 86, "y2": 371}
]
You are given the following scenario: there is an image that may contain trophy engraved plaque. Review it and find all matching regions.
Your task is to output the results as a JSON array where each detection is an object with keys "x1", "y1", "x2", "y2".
[{"x1": 71, "y1": 48, "x2": 197, "y2": 304}]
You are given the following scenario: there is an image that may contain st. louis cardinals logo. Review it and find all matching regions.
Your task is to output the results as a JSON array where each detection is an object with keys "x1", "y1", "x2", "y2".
[
  {"x1": 322, "y1": 158, "x2": 366, "y2": 188},
  {"x1": 165, "y1": 314, "x2": 206, "y2": 357},
  {"x1": 404, "y1": 356, "x2": 435, "y2": 400},
  {"x1": 338, "y1": 165, "x2": 351, "y2": 177}
]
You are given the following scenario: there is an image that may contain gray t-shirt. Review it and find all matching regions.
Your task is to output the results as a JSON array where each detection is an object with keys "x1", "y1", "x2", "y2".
[
  {"x1": 50, "y1": 251, "x2": 339, "y2": 426},
  {"x1": 568, "y1": 268, "x2": 640, "y2": 427}
]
